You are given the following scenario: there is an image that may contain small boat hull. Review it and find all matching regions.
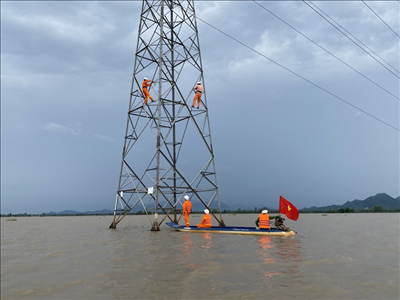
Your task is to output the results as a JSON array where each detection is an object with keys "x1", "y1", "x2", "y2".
[{"x1": 166, "y1": 222, "x2": 295, "y2": 236}]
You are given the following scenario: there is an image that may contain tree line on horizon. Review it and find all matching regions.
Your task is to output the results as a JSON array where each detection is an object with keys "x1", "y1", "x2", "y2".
[
  {"x1": 2, "y1": 193, "x2": 398, "y2": 217},
  {"x1": 2, "y1": 205, "x2": 399, "y2": 218}
]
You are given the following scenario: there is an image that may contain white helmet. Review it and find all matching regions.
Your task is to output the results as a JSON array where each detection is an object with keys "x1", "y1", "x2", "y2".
[
  {"x1": 197, "y1": 82, "x2": 201, "y2": 85},
  {"x1": 184, "y1": 195, "x2": 189, "y2": 200},
  {"x1": 204, "y1": 209, "x2": 209, "y2": 214},
  {"x1": 144, "y1": 77, "x2": 148, "y2": 80},
  {"x1": 262, "y1": 210, "x2": 268, "y2": 214}
]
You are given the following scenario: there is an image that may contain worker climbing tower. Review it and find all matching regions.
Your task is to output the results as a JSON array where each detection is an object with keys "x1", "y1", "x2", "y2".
[{"x1": 110, "y1": 0, "x2": 224, "y2": 230}]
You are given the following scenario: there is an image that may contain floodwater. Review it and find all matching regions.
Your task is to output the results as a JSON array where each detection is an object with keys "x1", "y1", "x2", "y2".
[{"x1": 1, "y1": 213, "x2": 399, "y2": 300}]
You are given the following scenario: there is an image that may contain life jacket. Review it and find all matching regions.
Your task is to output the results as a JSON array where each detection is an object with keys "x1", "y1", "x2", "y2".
[
  {"x1": 142, "y1": 80, "x2": 151, "y2": 89},
  {"x1": 183, "y1": 200, "x2": 192, "y2": 214},
  {"x1": 203, "y1": 214, "x2": 212, "y2": 227},
  {"x1": 259, "y1": 213, "x2": 270, "y2": 229},
  {"x1": 195, "y1": 85, "x2": 203, "y2": 93}
]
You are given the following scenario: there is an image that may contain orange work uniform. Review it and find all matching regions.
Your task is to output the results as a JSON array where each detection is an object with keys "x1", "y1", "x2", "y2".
[
  {"x1": 182, "y1": 200, "x2": 192, "y2": 227},
  {"x1": 142, "y1": 79, "x2": 154, "y2": 104},
  {"x1": 192, "y1": 84, "x2": 203, "y2": 108},
  {"x1": 197, "y1": 214, "x2": 212, "y2": 228},
  {"x1": 259, "y1": 213, "x2": 270, "y2": 229}
]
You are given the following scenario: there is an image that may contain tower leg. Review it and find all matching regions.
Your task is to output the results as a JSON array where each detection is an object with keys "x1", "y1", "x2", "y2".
[{"x1": 151, "y1": 220, "x2": 160, "y2": 231}]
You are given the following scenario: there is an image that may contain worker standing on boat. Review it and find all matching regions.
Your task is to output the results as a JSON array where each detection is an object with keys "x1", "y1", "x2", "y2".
[
  {"x1": 142, "y1": 77, "x2": 154, "y2": 104},
  {"x1": 255, "y1": 210, "x2": 272, "y2": 230},
  {"x1": 182, "y1": 195, "x2": 192, "y2": 229},
  {"x1": 192, "y1": 82, "x2": 203, "y2": 109},
  {"x1": 197, "y1": 209, "x2": 212, "y2": 228}
]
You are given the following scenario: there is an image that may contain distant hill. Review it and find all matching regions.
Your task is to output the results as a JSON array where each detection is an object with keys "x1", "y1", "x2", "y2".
[
  {"x1": 192, "y1": 201, "x2": 232, "y2": 212},
  {"x1": 8, "y1": 193, "x2": 398, "y2": 216},
  {"x1": 47, "y1": 209, "x2": 113, "y2": 216},
  {"x1": 45, "y1": 202, "x2": 233, "y2": 216},
  {"x1": 301, "y1": 193, "x2": 400, "y2": 212}
]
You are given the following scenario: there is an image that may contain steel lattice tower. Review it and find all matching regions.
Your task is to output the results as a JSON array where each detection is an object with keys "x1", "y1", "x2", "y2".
[{"x1": 110, "y1": 0, "x2": 225, "y2": 230}]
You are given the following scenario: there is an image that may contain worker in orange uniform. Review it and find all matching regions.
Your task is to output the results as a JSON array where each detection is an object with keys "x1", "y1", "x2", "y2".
[
  {"x1": 192, "y1": 82, "x2": 203, "y2": 109},
  {"x1": 197, "y1": 209, "x2": 212, "y2": 228},
  {"x1": 255, "y1": 210, "x2": 271, "y2": 230},
  {"x1": 142, "y1": 77, "x2": 154, "y2": 104},
  {"x1": 182, "y1": 195, "x2": 192, "y2": 229}
]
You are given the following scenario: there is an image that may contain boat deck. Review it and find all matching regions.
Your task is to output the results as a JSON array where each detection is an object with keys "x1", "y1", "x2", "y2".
[{"x1": 166, "y1": 222, "x2": 295, "y2": 236}]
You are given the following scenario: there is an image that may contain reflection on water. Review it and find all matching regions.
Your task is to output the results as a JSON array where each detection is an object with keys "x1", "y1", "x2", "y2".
[
  {"x1": 275, "y1": 238, "x2": 303, "y2": 282},
  {"x1": 257, "y1": 236, "x2": 275, "y2": 264},
  {"x1": 180, "y1": 232, "x2": 214, "y2": 270},
  {"x1": 180, "y1": 233, "x2": 194, "y2": 256},
  {"x1": 180, "y1": 233, "x2": 201, "y2": 269},
  {"x1": 256, "y1": 235, "x2": 305, "y2": 285},
  {"x1": 275, "y1": 238, "x2": 302, "y2": 259},
  {"x1": 258, "y1": 236, "x2": 272, "y2": 250},
  {"x1": 257, "y1": 236, "x2": 280, "y2": 283},
  {"x1": 200, "y1": 232, "x2": 212, "y2": 249},
  {"x1": 1, "y1": 214, "x2": 399, "y2": 300}
]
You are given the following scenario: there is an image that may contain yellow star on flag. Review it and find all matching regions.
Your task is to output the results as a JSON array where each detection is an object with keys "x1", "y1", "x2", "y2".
[{"x1": 287, "y1": 205, "x2": 291, "y2": 211}]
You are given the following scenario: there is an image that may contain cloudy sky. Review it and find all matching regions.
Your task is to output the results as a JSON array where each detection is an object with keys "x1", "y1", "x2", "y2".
[{"x1": 1, "y1": 1, "x2": 399, "y2": 214}]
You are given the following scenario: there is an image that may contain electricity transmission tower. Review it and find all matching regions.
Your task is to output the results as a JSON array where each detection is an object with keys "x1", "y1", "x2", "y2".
[{"x1": 110, "y1": 0, "x2": 225, "y2": 230}]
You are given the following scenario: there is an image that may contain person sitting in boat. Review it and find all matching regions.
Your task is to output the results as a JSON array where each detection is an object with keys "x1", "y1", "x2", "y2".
[
  {"x1": 255, "y1": 210, "x2": 277, "y2": 230},
  {"x1": 197, "y1": 209, "x2": 212, "y2": 228}
]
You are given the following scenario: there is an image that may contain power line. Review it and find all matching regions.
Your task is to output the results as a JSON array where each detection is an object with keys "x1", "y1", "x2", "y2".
[
  {"x1": 309, "y1": 1, "x2": 399, "y2": 74},
  {"x1": 302, "y1": 0, "x2": 400, "y2": 80},
  {"x1": 252, "y1": 0, "x2": 399, "y2": 101},
  {"x1": 361, "y1": 0, "x2": 400, "y2": 39},
  {"x1": 196, "y1": 17, "x2": 399, "y2": 132}
]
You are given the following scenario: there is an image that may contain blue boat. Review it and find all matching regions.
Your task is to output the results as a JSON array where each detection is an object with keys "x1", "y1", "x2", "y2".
[{"x1": 166, "y1": 222, "x2": 295, "y2": 236}]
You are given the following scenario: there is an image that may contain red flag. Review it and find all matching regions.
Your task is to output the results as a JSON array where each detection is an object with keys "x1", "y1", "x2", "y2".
[{"x1": 279, "y1": 196, "x2": 299, "y2": 221}]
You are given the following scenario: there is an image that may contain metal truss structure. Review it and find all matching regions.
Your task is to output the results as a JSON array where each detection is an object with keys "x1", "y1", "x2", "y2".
[{"x1": 110, "y1": 0, "x2": 225, "y2": 230}]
